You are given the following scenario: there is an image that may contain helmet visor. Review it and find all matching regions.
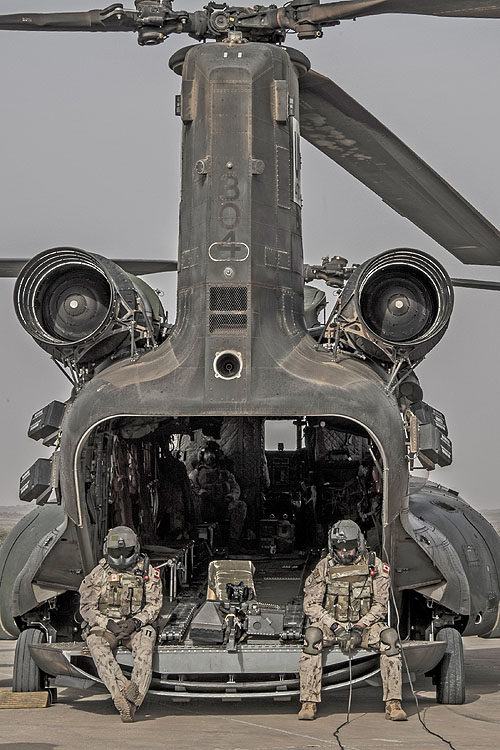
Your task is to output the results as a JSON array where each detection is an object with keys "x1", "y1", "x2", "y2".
[
  {"x1": 107, "y1": 545, "x2": 137, "y2": 569},
  {"x1": 332, "y1": 540, "x2": 357, "y2": 551},
  {"x1": 108, "y1": 545, "x2": 135, "y2": 560}
]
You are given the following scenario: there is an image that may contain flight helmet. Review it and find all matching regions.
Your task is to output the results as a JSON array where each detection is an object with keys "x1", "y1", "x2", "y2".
[
  {"x1": 328, "y1": 520, "x2": 366, "y2": 564},
  {"x1": 199, "y1": 440, "x2": 222, "y2": 467},
  {"x1": 103, "y1": 526, "x2": 140, "y2": 570}
]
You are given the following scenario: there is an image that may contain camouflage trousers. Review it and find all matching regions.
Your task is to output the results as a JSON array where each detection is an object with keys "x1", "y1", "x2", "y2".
[
  {"x1": 193, "y1": 496, "x2": 247, "y2": 542},
  {"x1": 299, "y1": 621, "x2": 402, "y2": 703},
  {"x1": 85, "y1": 624, "x2": 156, "y2": 706},
  {"x1": 227, "y1": 498, "x2": 247, "y2": 541}
]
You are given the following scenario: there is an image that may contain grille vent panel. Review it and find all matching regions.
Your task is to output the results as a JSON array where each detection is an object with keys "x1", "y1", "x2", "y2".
[
  {"x1": 209, "y1": 287, "x2": 248, "y2": 312},
  {"x1": 209, "y1": 313, "x2": 248, "y2": 333}
]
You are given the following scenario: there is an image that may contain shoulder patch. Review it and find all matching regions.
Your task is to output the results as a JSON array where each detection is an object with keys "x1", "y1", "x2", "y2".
[
  {"x1": 153, "y1": 568, "x2": 160, "y2": 580},
  {"x1": 312, "y1": 568, "x2": 321, "y2": 580},
  {"x1": 382, "y1": 562, "x2": 390, "y2": 575}
]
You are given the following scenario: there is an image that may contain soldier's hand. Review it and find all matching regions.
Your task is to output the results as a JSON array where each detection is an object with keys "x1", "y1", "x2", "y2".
[
  {"x1": 118, "y1": 618, "x2": 138, "y2": 637},
  {"x1": 334, "y1": 626, "x2": 350, "y2": 649},
  {"x1": 346, "y1": 625, "x2": 363, "y2": 651},
  {"x1": 106, "y1": 619, "x2": 123, "y2": 635}
]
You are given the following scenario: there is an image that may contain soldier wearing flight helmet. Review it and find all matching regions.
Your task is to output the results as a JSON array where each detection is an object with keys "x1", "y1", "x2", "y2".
[
  {"x1": 298, "y1": 520, "x2": 406, "y2": 721},
  {"x1": 79, "y1": 526, "x2": 162, "y2": 722}
]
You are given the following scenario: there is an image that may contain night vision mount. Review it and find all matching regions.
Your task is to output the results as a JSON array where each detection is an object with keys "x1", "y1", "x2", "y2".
[{"x1": 2, "y1": 0, "x2": 500, "y2": 47}]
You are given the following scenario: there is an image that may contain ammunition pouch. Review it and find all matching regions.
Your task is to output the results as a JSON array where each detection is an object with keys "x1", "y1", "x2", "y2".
[
  {"x1": 97, "y1": 557, "x2": 146, "y2": 619},
  {"x1": 324, "y1": 558, "x2": 373, "y2": 623}
]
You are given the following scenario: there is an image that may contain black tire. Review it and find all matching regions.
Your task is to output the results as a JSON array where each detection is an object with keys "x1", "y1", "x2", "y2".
[
  {"x1": 13, "y1": 628, "x2": 47, "y2": 692},
  {"x1": 435, "y1": 627, "x2": 465, "y2": 704}
]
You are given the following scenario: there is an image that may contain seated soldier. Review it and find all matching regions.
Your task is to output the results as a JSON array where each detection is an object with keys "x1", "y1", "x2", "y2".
[
  {"x1": 79, "y1": 526, "x2": 162, "y2": 722},
  {"x1": 298, "y1": 520, "x2": 407, "y2": 722},
  {"x1": 189, "y1": 441, "x2": 246, "y2": 553}
]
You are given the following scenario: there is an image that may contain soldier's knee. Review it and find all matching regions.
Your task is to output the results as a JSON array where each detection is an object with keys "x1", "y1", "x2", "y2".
[
  {"x1": 86, "y1": 631, "x2": 115, "y2": 650},
  {"x1": 303, "y1": 626, "x2": 323, "y2": 656},
  {"x1": 380, "y1": 628, "x2": 401, "y2": 656}
]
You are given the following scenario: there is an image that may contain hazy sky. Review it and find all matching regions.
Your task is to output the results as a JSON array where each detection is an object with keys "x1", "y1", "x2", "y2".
[{"x1": 0, "y1": 1, "x2": 499, "y2": 510}]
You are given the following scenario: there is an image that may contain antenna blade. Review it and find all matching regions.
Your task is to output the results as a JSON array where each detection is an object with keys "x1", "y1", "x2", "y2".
[{"x1": 299, "y1": 70, "x2": 500, "y2": 266}]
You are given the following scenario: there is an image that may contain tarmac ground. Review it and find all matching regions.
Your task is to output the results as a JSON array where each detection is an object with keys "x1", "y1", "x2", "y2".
[{"x1": 0, "y1": 636, "x2": 498, "y2": 750}]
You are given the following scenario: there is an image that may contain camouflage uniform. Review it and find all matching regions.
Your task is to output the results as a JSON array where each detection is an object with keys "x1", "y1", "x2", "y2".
[
  {"x1": 189, "y1": 464, "x2": 246, "y2": 543},
  {"x1": 79, "y1": 556, "x2": 162, "y2": 707},
  {"x1": 299, "y1": 553, "x2": 402, "y2": 703}
]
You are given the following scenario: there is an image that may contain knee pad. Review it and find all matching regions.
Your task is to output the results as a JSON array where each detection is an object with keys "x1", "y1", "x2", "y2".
[
  {"x1": 380, "y1": 627, "x2": 401, "y2": 656},
  {"x1": 303, "y1": 626, "x2": 323, "y2": 655}
]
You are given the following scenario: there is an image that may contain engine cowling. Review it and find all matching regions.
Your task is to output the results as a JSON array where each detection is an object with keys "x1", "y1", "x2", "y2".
[
  {"x1": 14, "y1": 247, "x2": 166, "y2": 367},
  {"x1": 337, "y1": 249, "x2": 454, "y2": 363}
]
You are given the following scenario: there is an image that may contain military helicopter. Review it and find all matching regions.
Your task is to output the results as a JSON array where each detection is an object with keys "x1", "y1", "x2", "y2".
[{"x1": 0, "y1": 0, "x2": 500, "y2": 707}]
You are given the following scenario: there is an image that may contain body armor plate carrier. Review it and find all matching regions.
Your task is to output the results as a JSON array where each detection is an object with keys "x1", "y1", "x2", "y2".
[
  {"x1": 324, "y1": 555, "x2": 374, "y2": 623},
  {"x1": 97, "y1": 555, "x2": 147, "y2": 619}
]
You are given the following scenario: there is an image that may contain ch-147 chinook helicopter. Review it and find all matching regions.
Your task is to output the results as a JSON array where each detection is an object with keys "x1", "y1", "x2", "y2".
[{"x1": 0, "y1": 0, "x2": 500, "y2": 707}]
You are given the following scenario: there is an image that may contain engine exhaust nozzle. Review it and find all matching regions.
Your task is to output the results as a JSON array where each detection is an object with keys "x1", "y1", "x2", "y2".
[
  {"x1": 14, "y1": 247, "x2": 165, "y2": 367},
  {"x1": 338, "y1": 249, "x2": 454, "y2": 363}
]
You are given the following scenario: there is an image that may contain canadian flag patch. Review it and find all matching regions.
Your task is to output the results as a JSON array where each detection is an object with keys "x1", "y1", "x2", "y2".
[
  {"x1": 382, "y1": 562, "x2": 390, "y2": 575},
  {"x1": 153, "y1": 568, "x2": 160, "y2": 580}
]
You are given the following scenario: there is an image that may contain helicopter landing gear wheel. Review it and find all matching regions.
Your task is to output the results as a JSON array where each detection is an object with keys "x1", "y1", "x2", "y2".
[
  {"x1": 13, "y1": 627, "x2": 47, "y2": 692},
  {"x1": 435, "y1": 627, "x2": 465, "y2": 704}
]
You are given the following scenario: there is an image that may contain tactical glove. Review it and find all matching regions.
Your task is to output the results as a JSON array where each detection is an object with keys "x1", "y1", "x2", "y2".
[
  {"x1": 334, "y1": 627, "x2": 350, "y2": 649},
  {"x1": 346, "y1": 625, "x2": 363, "y2": 651},
  {"x1": 106, "y1": 619, "x2": 123, "y2": 635},
  {"x1": 118, "y1": 618, "x2": 139, "y2": 638}
]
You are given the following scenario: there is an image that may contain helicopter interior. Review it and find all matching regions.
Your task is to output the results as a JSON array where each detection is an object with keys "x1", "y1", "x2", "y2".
[{"x1": 81, "y1": 415, "x2": 384, "y2": 615}]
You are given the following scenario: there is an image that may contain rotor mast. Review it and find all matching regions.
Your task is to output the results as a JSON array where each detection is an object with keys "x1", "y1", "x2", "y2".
[{"x1": 2, "y1": 0, "x2": 500, "y2": 47}]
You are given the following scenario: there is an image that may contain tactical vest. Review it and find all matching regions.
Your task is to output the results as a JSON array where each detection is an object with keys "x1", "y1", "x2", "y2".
[
  {"x1": 97, "y1": 556, "x2": 147, "y2": 620},
  {"x1": 196, "y1": 466, "x2": 229, "y2": 503},
  {"x1": 324, "y1": 555, "x2": 374, "y2": 623}
]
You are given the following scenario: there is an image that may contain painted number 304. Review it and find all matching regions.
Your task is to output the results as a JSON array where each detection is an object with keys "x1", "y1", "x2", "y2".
[{"x1": 218, "y1": 173, "x2": 240, "y2": 242}]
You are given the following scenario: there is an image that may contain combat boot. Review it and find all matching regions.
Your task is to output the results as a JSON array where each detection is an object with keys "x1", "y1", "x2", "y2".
[
  {"x1": 122, "y1": 684, "x2": 138, "y2": 720},
  {"x1": 125, "y1": 680, "x2": 140, "y2": 705},
  {"x1": 385, "y1": 699, "x2": 407, "y2": 721},
  {"x1": 298, "y1": 701, "x2": 317, "y2": 720},
  {"x1": 113, "y1": 692, "x2": 134, "y2": 723}
]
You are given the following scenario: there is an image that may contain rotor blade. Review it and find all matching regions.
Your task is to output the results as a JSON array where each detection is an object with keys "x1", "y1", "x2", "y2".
[
  {"x1": 117, "y1": 259, "x2": 178, "y2": 275},
  {"x1": 0, "y1": 258, "x2": 177, "y2": 278},
  {"x1": 0, "y1": 9, "x2": 136, "y2": 33},
  {"x1": 307, "y1": 0, "x2": 500, "y2": 25},
  {"x1": 0, "y1": 260, "x2": 28, "y2": 277},
  {"x1": 451, "y1": 277, "x2": 500, "y2": 291},
  {"x1": 299, "y1": 70, "x2": 500, "y2": 265}
]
